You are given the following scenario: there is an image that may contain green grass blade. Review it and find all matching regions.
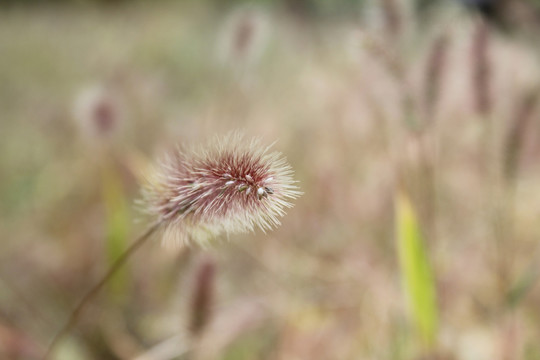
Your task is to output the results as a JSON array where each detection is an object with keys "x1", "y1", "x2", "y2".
[
  {"x1": 395, "y1": 191, "x2": 438, "y2": 349},
  {"x1": 101, "y1": 163, "x2": 130, "y2": 302}
]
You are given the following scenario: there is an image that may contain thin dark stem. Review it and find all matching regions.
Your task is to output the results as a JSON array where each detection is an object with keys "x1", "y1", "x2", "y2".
[{"x1": 43, "y1": 221, "x2": 162, "y2": 360}]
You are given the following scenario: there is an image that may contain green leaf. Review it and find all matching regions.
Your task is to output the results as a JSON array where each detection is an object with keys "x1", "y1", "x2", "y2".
[{"x1": 395, "y1": 191, "x2": 438, "y2": 349}]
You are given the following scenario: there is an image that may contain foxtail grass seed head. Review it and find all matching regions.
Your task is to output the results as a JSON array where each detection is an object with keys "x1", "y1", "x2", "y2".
[{"x1": 142, "y1": 134, "x2": 301, "y2": 247}]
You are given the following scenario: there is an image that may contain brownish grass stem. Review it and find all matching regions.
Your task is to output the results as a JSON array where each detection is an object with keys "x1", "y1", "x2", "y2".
[{"x1": 43, "y1": 221, "x2": 162, "y2": 360}]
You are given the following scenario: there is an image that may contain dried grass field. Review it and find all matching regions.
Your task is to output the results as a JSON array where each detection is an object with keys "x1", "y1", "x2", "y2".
[{"x1": 2, "y1": 1, "x2": 540, "y2": 359}]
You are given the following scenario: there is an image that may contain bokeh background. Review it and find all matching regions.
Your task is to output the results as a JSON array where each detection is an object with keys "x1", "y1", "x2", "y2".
[{"x1": 3, "y1": 0, "x2": 540, "y2": 359}]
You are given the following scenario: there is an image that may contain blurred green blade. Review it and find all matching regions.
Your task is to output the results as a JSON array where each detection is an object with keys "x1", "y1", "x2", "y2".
[
  {"x1": 507, "y1": 263, "x2": 540, "y2": 308},
  {"x1": 395, "y1": 191, "x2": 438, "y2": 348},
  {"x1": 102, "y1": 164, "x2": 130, "y2": 302}
]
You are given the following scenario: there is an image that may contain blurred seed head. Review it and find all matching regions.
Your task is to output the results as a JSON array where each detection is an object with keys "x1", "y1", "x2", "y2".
[
  {"x1": 141, "y1": 133, "x2": 301, "y2": 247},
  {"x1": 217, "y1": 6, "x2": 270, "y2": 70},
  {"x1": 359, "y1": 31, "x2": 403, "y2": 79},
  {"x1": 188, "y1": 256, "x2": 215, "y2": 338},
  {"x1": 364, "y1": 0, "x2": 411, "y2": 41},
  {"x1": 471, "y1": 19, "x2": 492, "y2": 117},
  {"x1": 381, "y1": 0, "x2": 402, "y2": 39},
  {"x1": 504, "y1": 87, "x2": 540, "y2": 183},
  {"x1": 424, "y1": 32, "x2": 450, "y2": 121},
  {"x1": 73, "y1": 84, "x2": 124, "y2": 142}
]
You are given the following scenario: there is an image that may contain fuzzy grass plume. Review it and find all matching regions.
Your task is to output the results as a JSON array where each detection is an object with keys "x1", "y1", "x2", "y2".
[
  {"x1": 142, "y1": 134, "x2": 301, "y2": 246},
  {"x1": 43, "y1": 134, "x2": 299, "y2": 359}
]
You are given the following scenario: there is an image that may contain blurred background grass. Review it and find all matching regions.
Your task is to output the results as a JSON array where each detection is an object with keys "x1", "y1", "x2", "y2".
[{"x1": 3, "y1": 0, "x2": 540, "y2": 359}]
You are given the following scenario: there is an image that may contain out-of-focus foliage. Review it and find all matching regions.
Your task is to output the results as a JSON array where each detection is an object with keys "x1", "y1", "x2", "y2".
[
  {"x1": 396, "y1": 191, "x2": 438, "y2": 349},
  {"x1": 101, "y1": 163, "x2": 130, "y2": 301},
  {"x1": 3, "y1": 0, "x2": 540, "y2": 359}
]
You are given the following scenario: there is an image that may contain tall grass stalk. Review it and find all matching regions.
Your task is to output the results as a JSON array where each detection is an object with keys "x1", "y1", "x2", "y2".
[{"x1": 498, "y1": 88, "x2": 540, "y2": 309}]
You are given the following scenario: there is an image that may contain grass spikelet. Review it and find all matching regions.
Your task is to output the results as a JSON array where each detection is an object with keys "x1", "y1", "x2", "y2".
[{"x1": 142, "y1": 133, "x2": 301, "y2": 247}]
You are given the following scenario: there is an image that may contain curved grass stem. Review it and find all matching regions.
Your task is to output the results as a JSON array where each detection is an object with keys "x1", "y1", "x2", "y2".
[{"x1": 43, "y1": 221, "x2": 162, "y2": 360}]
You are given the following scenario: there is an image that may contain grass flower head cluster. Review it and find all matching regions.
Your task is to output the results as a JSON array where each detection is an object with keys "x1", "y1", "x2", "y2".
[{"x1": 143, "y1": 134, "x2": 301, "y2": 246}]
